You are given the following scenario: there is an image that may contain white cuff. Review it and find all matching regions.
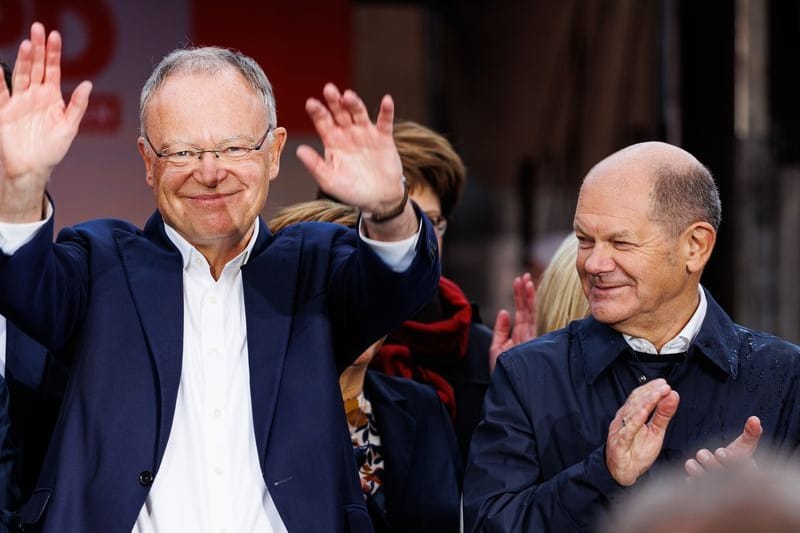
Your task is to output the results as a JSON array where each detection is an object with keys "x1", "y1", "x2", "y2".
[
  {"x1": 358, "y1": 217, "x2": 422, "y2": 272},
  {"x1": 0, "y1": 200, "x2": 53, "y2": 255}
]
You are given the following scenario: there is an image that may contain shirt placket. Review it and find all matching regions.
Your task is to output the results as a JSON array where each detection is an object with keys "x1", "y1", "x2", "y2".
[{"x1": 200, "y1": 272, "x2": 232, "y2": 533}]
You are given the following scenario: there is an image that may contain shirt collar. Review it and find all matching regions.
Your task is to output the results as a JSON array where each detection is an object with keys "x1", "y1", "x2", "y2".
[
  {"x1": 580, "y1": 286, "x2": 738, "y2": 383},
  {"x1": 623, "y1": 286, "x2": 707, "y2": 354},
  {"x1": 163, "y1": 220, "x2": 259, "y2": 273}
]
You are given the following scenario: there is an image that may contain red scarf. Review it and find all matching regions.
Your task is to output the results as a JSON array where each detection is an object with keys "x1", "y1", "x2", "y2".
[{"x1": 371, "y1": 276, "x2": 472, "y2": 417}]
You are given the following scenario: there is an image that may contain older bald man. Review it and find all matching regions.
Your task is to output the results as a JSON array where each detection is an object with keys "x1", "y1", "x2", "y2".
[{"x1": 463, "y1": 142, "x2": 800, "y2": 532}]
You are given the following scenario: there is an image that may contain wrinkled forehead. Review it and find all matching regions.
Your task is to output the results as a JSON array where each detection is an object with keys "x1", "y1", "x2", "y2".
[{"x1": 145, "y1": 69, "x2": 267, "y2": 132}]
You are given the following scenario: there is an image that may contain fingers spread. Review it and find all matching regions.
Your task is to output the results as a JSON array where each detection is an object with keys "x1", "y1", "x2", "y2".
[
  {"x1": 322, "y1": 83, "x2": 352, "y2": 127},
  {"x1": 65, "y1": 80, "x2": 93, "y2": 128},
  {"x1": 29, "y1": 24, "x2": 47, "y2": 86},
  {"x1": 295, "y1": 144, "x2": 327, "y2": 184},
  {"x1": 44, "y1": 29, "x2": 63, "y2": 88},
  {"x1": 304, "y1": 97, "x2": 336, "y2": 144},
  {"x1": 375, "y1": 94, "x2": 395, "y2": 135},
  {"x1": 12, "y1": 40, "x2": 32, "y2": 93},
  {"x1": 341, "y1": 89, "x2": 370, "y2": 126},
  {"x1": 490, "y1": 310, "x2": 511, "y2": 350}
]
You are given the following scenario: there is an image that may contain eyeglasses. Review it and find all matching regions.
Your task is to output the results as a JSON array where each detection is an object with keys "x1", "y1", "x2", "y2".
[
  {"x1": 425, "y1": 212, "x2": 448, "y2": 237},
  {"x1": 144, "y1": 127, "x2": 273, "y2": 167}
]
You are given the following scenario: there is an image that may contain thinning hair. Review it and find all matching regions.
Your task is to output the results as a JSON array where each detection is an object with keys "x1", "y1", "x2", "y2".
[
  {"x1": 268, "y1": 200, "x2": 359, "y2": 233},
  {"x1": 394, "y1": 120, "x2": 465, "y2": 219},
  {"x1": 535, "y1": 233, "x2": 589, "y2": 336},
  {"x1": 139, "y1": 46, "x2": 277, "y2": 136},
  {"x1": 650, "y1": 161, "x2": 721, "y2": 238}
]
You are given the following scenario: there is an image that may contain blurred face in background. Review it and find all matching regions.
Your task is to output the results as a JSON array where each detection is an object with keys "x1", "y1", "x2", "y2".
[{"x1": 410, "y1": 182, "x2": 446, "y2": 255}]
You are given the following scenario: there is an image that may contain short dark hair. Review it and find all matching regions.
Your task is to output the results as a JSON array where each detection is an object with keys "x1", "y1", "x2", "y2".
[
  {"x1": 1, "y1": 60, "x2": 11, "y2": 94},
  {"x1": 650, "y1": 162, "x2": 721, "y2": 237},
  {"x1": 393, "y1": 121, "x2": 465, "y2": 219}
]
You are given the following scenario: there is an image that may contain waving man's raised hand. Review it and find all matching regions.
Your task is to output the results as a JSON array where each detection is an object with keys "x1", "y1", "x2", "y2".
[
  {"x1": 0, "y1": 22, "x2": 92, "y2": 222},
  {"x1": 297, "y1": 83, "x2": 416, "y2": 240}
]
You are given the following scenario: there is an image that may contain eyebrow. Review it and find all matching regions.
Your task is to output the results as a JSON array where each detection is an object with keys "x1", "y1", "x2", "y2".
[
  {"x1": 160, "y1": 133, "x2": 258, "y2": 147},
  {"x1": 573, "y1": 222, "x2": 636, "y2": 241}
]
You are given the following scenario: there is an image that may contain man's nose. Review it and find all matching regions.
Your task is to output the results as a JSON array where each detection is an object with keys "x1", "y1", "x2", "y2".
[
  {"x1": 194, "y1": 151, "x2": 225, "y2": 186},
  {"x1": 583, "y1": 244, "x2": 615, "y2": 274}
]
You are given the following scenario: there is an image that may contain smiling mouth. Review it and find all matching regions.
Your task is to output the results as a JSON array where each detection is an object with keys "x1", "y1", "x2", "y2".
[
  {"x1": 187, "y1": 192, "x2": 237, "y2": 202},
  {"x1": 590, "y1": 284, "x2": 627, "y2": 296}
]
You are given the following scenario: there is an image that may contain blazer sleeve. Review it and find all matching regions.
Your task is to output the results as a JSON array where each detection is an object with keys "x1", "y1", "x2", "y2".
[
  {"x1": 326, "y1": 203, "x2": 440, "y2": 366},
  {"x1": 462, "y1": 360, "x2": 624, "y2": 532},
  {"x1": 0, "y1": 215, "x2": 90, "y2": 354}
]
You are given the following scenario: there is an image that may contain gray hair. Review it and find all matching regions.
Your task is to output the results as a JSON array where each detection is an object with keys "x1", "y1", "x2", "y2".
[
  {"x1": 650, "y1": 161, "x2": 721, "y2": 238},
  {"x1": 139, "y1": 46, "x2": 277, "y2": 136}
]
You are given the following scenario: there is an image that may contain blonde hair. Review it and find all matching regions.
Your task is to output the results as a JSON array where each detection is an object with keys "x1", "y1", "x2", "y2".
[
  {"x1": 535, "y1": 233, "x2": 589, "y2": 336},
  {"x1": 268, "y1": 200, "x2": 358, "y2": 233}
]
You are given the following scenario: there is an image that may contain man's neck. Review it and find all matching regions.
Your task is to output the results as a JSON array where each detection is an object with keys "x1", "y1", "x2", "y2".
[
  {"x1": 163, "y1": 220, "x2": 259, "y2": 281},
  {"x1": 622, "y1": 285, "x2": 707, "y2": 354}
]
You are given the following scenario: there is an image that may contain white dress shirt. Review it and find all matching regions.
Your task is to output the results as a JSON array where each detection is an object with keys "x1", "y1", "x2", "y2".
[
  {"x1": 133, "y1": 220, "x2": 417, "y2": 533},
  {"x1": 0, "y1": 205, "x2": 420, "y2": 532},
  {"x1": 623, "y1": 285, "x2": 708, "y2": 354}
]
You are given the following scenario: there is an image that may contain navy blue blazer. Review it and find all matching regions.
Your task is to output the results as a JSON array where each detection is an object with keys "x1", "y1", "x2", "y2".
[
  {"x1": 0, "y1": 208, "x2": 440, "y2": 533},
  {"x1": 0, "y1": 375, "x2": 13, "y2": 529},
  {"x1": 363, "y1": 371, "x2": 461, "y2": 533},
  {"x1": 3, "y1": 324, "x2": 66, "y2": 512}
]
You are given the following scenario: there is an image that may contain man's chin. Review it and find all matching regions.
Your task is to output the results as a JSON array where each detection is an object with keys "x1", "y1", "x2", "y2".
[{"x1": 588, "y1": 302, "x2": 629, "y2": 326}]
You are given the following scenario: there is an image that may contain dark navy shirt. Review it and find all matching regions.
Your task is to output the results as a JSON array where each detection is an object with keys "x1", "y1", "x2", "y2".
[{"x1": 463, "y1": 289, "x2": 800, "y2": 532}]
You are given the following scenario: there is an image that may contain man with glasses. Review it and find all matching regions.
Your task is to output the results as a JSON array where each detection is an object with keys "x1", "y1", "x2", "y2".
[{"x1": 0, "y1": 22, "x2": 439, "y2": 533}]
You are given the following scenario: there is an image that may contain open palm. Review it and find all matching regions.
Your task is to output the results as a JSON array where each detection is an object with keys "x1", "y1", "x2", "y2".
[
  {"x1": 296, "y1": 83, "x2": 404, "y2": 213},
  {"x1": 0, "y1": 23, "x2": 91, "y2": 204}
]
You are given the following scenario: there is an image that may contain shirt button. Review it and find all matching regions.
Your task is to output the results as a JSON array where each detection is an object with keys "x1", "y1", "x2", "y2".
[
  {"x1": 209, "y1": 295, "x2": 217, "y2": 304},
  {"x1": 213, "y1": 408, "x2": 222, "y2": 418},
  {"x1": 209, "y1": 349, "x2": 219, "y2": 358},
  {"x1": 215, "y1": 466, "x2": 224, "y2": 476},
  {"x1": 638, "y1": 375, "x2": 647, "y2": 384}
]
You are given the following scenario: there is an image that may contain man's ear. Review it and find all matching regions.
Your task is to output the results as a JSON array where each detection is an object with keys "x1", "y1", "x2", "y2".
[
  {"x1": 267, "y1": 126, "x2": 287, "y2": 181},
  {"x1": 137, "y1": 137, "x2": 155, "y2": 188},
  {"x1": 684, "y1": 222, "x2": 716, "y2": 274}
]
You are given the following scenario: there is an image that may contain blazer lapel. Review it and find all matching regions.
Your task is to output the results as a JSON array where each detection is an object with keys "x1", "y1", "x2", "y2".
[
  {"x1": 365, "y1": 372, "x2": 415, "y2": 514},
  {"x1": 113, "y1": 212, "x2": 184, "y2": 465},
  {"x1": 241, "y1": 220, "x2": 299, "y2": 470}
]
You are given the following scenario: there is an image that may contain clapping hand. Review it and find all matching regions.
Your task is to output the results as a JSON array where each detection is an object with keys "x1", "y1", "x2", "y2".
[
  {"x1": 606, "y1": 379, "x2": 680, "y2": 486},
  {"x1": 489, "y1": 272, "x2": 537, "y2": 373},
  {"x1": 684, "y1": 416, "x2": 762, "y2": 479}
]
